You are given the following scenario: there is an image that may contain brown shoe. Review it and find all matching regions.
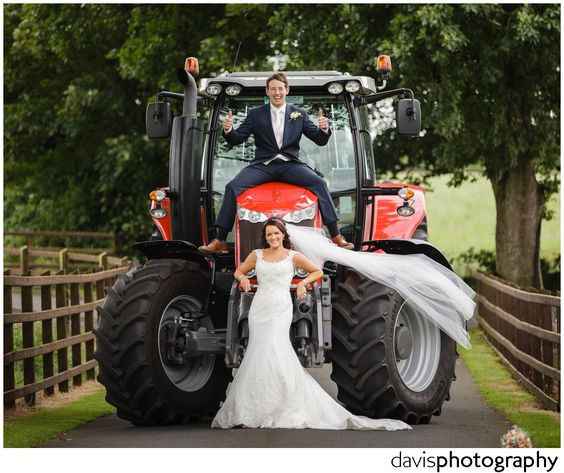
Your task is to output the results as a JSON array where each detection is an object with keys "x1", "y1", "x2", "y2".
[
  {"x1": 331, "y1": 234, "x2": 354, "y2": 250},
  {"x1": 198, "y1": 239, "x2": 229, "y2": 254}
]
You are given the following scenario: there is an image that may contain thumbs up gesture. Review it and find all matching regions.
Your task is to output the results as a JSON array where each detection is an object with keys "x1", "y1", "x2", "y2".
[
  {"x1": 318, "y1": 109, "x2": 329, "y2": 132},
  {"x1": 223, "y1": 110, "x2": 233, "y2": 133}
]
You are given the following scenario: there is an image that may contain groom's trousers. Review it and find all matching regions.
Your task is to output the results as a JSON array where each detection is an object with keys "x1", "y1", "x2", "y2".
[{"x1": 215, "y1": 160, "x2": 339, "y2": 232}]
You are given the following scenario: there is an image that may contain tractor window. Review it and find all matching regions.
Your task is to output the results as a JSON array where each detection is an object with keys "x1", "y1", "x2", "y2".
[
  {"x1": 358, "y1": 105, "x2": 376, "y2": 185},
  {"x1": 211, "y1": 95, "x2": 357, "y2": 236},
  {"x1": 198, "y1": 98, "x2": 213, "y2": 183}
]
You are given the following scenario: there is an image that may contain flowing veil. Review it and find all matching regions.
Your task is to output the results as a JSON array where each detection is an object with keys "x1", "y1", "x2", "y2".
[{"x1": 286, "y1": 224, "x2": 476, "y2": 349}]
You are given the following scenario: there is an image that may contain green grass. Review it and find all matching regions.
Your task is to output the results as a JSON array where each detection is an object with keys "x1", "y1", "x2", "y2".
[
  {"x1": 459, "y1": 329, "x2": 560, "y2": 448},
  {"x1": 425, "y1": 174, "x2": 560, "y2": 274},
  {"x1": 4, "y1": 389, "x2": 114, "y2": 448}
]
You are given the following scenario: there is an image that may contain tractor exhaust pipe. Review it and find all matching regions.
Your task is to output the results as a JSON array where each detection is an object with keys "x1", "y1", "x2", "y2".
[{"x1": 169, "y1": 58, "x2": 203, "y2": 244}]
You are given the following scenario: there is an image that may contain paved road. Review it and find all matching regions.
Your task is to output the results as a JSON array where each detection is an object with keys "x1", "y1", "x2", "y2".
[{"x1": 43, "y1": 359, "x2": 509, "y2": 448}]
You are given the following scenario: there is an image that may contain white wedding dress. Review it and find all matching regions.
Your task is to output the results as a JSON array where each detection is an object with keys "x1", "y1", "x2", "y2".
[
  {"x1": 211, "y1": 248, "x2": 411, "y2": 430},
  {"x1": 211, "y1": 225, "x2": 476, "y2": 430}
]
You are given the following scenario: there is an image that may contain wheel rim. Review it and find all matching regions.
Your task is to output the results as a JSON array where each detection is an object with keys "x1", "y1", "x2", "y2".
[
  {"x1": 393, "y1": 300, "x2": 441, "y2": 392},
  {"x1": 157, "y1": 295, "x2": 216, "y2": 392}
]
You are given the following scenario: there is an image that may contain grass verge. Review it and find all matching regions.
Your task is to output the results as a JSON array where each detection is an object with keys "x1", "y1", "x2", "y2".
[
  {"x1": 459, "y1": 328, "x2": 560, "y2": 448},
  {"x1": 4, "y1": 388, "x2": 114, "y2": 448}
]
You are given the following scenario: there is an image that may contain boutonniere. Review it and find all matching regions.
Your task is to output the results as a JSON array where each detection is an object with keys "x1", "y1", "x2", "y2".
[{"x1": 290, "y1": 111, "x2": 302, "y2": 121}]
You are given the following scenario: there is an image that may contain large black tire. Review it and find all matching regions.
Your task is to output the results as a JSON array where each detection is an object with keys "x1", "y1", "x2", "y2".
[
  {"x1": 330, "y1": 268, "x2": 456, "y2": 425},
  {"x1": 94, "y1": 258, "x2": 231, "y2": 426}
]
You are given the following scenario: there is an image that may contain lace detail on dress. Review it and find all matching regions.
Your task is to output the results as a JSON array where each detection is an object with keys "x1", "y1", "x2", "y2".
[{"x1": 255, "y1": 249, "x2": 294, "y2": 264}]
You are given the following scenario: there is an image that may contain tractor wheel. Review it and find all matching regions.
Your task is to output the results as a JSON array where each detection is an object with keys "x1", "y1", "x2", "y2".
[
  {"x1": 330, "y1": 268, "x2": 456, "y2": 425},
  {"x1": 94, "y1": 258, "x2": 231, "y2": 426}
]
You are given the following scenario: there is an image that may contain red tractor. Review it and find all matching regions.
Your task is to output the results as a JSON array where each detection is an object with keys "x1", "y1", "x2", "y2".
[{"x1": 95, "y1": 56, "x2": 458, "y2": 426}]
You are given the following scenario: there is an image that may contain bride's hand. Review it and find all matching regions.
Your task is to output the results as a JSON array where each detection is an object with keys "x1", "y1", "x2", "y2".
[
  {"x1": 239, "y1": 277, "x2": 251, "y2": 292},
  {"x1": 296, "y1": 282, "x2": 307, "y2": 300}
]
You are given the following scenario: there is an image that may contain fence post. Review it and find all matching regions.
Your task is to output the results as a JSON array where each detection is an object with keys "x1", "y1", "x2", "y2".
[
  {"x1": 55, "y1": 270, "x2": 69, "y2": 393},
  {"x1": 4, "y1": 270, "x2": 15, "y2": 409},
  {"x1": 95, "y1": 275, "x2": 106, "y2": 370},
  {"x1": 59, "y1": 248, "x2": 69, "y2": 274},
  {"x1": 70, "y1": 275, "x2": 82, "y2": 387},
  {"x1": 21, "y1": 270, "x2": 35, "y2": 406},
  {"x1": 98, "y1": 252, "x2": 108, "y2": 270},
  {"x1": 40, "y1": 270, "x2": 55, "y2": 396},
  {"x1": 20, "y1": 245, "x2": 29, "y2": 274},
  {"x1": 84, "y1": 272, "x2": 95, "y2": 380},
  {"x1": 551, "y1": 305, "x2": 560, "y2": 403}
]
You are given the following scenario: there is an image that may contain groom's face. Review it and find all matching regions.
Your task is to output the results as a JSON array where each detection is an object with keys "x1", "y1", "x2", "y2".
[{"x1": 266, "y1": 79, "x2": 289, "y2": 108}]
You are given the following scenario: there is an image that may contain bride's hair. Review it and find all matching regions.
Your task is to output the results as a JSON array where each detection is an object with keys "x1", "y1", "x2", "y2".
[{"x1": 262, "y1": 217, "x2": 293, "y2": 249}]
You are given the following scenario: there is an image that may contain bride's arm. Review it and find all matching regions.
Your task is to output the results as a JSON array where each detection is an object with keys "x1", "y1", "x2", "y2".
[
  {"x1": 234, "y1": 251, "x2": 257, "y2": 292},
  {"x1": 292, "y1": 252, "x2": 323, "y2": 299}
]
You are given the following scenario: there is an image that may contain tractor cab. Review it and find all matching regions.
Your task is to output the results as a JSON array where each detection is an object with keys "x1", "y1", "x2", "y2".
[
  {"x1": 204, "y1": 71, "x2": 375, "y2": 263},
  {"x1": 144, "y1": 59, "x2": 422, "y2": 268}
]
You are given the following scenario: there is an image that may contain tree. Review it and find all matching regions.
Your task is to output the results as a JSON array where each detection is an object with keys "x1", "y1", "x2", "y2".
[
  {"x1": 4, "y1": 4, "x2": 275, "y2": 252},
  {"x1": 268, "y1": 4, "x2": 560, "y2": 288},
  {"x1": 378, "y1": 4, "x2": 560, "y2": 288}
]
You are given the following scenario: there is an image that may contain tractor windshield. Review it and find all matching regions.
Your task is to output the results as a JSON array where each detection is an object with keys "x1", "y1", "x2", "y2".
[
  {"x1": 213, "y1": 95, "x2": 355, "y2": 193},
  {"x1": 211, "y1": 95, "x2": 357, "y2": 234}
]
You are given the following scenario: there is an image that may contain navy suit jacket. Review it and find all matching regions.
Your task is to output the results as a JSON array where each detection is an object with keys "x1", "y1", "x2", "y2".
[{"x1": 223, "y1": 103, "x2": 332, "y2": 164}]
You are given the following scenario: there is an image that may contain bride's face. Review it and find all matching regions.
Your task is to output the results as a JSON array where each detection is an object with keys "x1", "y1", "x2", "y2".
[{"x1": 265, "y1": 225, "x2": 284, "y2": 249}]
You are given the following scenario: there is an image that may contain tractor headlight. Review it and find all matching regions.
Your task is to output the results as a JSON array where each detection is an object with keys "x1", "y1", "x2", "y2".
[
  {"x1": 206, "y1": 83, "x2": 223, "y2": 96},
  {"x1": 225, "y1": 84, "x2": 242, "y2": 96},
  {"x1": 150, "y1": 207, "x2": 168, "y2": 219},
  {"x1": 345, "y1": 81, "x2": 361, "y2": 93},
  {"x1": 238, "y1": 207, "x2": 268, "y2": 223},
  {"x1": 282, "y1": 204, "x2": 317, "y2": 223},
  {"x1": 327, "y1": 82, "x2": 344, "y2": 95},
  {"x1": 397, "y1": 204, "x2": 415, "y2": 217}
]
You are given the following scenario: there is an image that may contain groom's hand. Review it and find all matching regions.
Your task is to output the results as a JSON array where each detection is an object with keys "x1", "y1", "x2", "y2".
[
  {"x1": 318, "y1": 109, "x2": 329, "y2": 133},
  {"x1": 223, "y1": 110, "x2": 233, "y2": 133}
]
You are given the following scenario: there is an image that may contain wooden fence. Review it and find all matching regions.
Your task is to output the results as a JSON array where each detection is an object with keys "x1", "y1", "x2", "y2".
[
  {"x1": 3, "y1": 256, "x2": 131, "y2": 408},
  {"x1": 5, "y1": 230, "x2": 116, "y2": 253},
  {"x1": 474, "y1": 271, "x2": 560, "y2": 411},
  {"x1": 5, "y1": 245, "x2": 128, "y2": 275}
]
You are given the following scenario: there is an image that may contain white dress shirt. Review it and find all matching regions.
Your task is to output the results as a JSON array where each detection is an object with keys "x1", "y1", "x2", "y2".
[{"x1": 264, "y1": 104, "x2": 290, "y2": 165}]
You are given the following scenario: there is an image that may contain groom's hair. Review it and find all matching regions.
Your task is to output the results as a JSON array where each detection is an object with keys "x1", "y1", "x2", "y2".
[
  {"x1": 266, "y1": 72, "x2": 289, "y2": 89},
  {"x1": 262, "y1": 217, "x2": 293, "y2": 250}
]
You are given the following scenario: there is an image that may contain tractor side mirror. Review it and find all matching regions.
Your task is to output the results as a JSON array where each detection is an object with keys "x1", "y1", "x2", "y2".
[
  {"x1": 396, "y1": 98, "x2": 421, "y2": 136},
  {"x1": 146, "y1": 101, "x2": 173, "y2": 139}
]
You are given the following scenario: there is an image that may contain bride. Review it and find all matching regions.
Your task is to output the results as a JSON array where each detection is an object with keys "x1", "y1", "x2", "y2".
[{"x1": 211, "y1": 217, "x2": 475, "y2": 430}]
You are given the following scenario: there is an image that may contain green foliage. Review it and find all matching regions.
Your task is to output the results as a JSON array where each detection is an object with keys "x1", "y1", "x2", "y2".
[
  {"x1": 377, "y1": 4, "x2": 560, "y2": 193},
  {"x1": 454, "y1": 247, "x2": 497, "y2": 273},
  {"x1": 4, "y1": 4, "x2": 275, "y2": 248}
]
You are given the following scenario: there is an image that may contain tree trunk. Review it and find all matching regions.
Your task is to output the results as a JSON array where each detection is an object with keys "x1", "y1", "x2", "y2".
[{"x1": 491, "y1": 160, "x2": 544, "y2": 288}]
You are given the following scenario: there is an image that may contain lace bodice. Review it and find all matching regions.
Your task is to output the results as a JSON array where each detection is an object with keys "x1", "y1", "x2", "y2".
[{"x1": 254, "y1": 249, "x2": 295, "y2": 291}]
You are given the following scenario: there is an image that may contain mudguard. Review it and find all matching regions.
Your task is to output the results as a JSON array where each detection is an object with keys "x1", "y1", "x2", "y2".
[
  {"x1": 363, "y1": 239, "x2": 452, "y2": 271},
  {"x1": 133, "y1": 239, "x2": 211, "y2": 274}
]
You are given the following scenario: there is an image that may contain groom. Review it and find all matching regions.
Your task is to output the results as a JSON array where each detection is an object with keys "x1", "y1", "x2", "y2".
[{"x1": 199, "y1": 72, "x2": 354, "y2": 253}]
